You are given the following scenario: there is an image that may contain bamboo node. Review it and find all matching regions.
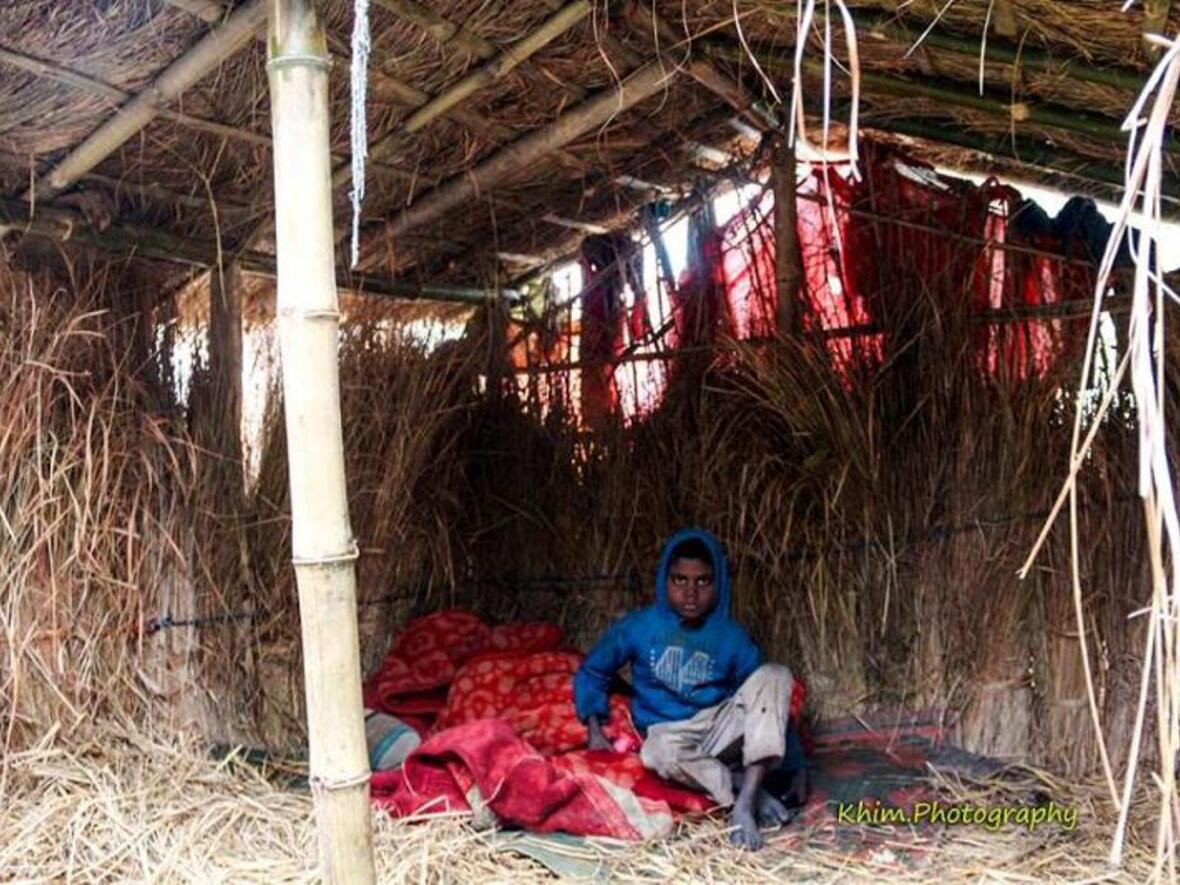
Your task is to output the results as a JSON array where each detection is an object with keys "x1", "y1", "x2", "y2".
[
  {"x1": 309, "y1": 770, "x2": 371, "y2": 797},
  {"x1": 292, "y1": 540, "x2": 360, "y2": 567},
  {"x1": 278, "y1": 307, "x2": 341, "y2": 322},
  {"x1": 266, "y1": 54, "x2": 331, "y2": 73}
]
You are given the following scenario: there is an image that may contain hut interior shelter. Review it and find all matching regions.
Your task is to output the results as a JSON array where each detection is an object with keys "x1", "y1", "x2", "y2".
[{"x1": 1, "y1": 0, "x2": 1179, "y2": 881}]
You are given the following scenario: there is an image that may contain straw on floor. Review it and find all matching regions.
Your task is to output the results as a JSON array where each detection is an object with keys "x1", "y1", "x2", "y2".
[{"x1": 0, "y1": 719, "x2": 1161, "y2": 884}]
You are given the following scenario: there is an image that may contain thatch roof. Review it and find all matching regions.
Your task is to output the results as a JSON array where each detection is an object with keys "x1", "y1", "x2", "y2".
[{"x1": 1, "y1": 0, "x2": 1177, "y2": 295}]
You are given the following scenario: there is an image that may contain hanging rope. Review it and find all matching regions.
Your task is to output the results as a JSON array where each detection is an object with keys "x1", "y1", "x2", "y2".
[{"x1": 349, "y1": 0, "x2": 372, "y2": 268}]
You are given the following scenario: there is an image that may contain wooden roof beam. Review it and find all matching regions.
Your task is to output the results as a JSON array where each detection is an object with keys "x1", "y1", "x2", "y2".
[
  {"x1": 0, "y1": 196, "x2": 514, "y2": 304},
  {"x1": 333, "y1": 4, "x2": 594, "y2": 192},
  {"x1": 371, "y1": 60, "x2": 679, "y2": 246},
  {"x1": 0, "y1": 41, "x2": 439, "y2": 195},
  {"x1": 160, "y1": 0, "x2": 223, "y2": 24},
  {"x1": 373, "y1": 0, "x2": 588, "y2": 103},
  {"x1": 401, "y1": 2, "x2": 591, "y2": 134},
  {"x1": 707, "y1": 40, "x2": 1162, "y2": 148},
  {"x1": 1145, "y1": 0, "x2": 1174, "y2": 57},
  {"x1": 624, "y1": 2, "x2": 775, "y2": 131},
  {"x1": 363, "y1": 1, "x2": 591, "y2": 174},
  {"x1": 161, "y1": 0, "x2": 512, "y2": 146},
  {"x1": 0, "y1": 44, "x2": 276, "y2": 148},
  {"x1": 30, "y1": 0, "x2": 266, "y2": 201}
]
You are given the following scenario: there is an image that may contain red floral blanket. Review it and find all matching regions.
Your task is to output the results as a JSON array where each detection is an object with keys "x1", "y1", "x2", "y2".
[{"x1": 364, "y1": 610, "x2": 716, "y2": 837}]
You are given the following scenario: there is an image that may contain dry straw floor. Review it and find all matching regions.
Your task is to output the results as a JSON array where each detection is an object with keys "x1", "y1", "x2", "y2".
[{"x1": 0, "y1": 723, "x2": 1164, "y2": 883}]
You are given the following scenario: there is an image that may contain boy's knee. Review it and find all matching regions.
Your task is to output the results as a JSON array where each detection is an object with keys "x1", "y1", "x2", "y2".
[
  {"x1": 640, "y1": 729, "x2": 675, "y2": 774},
  {"x1": 743, "y1": 663, "x2": 793, "y2": 693}
]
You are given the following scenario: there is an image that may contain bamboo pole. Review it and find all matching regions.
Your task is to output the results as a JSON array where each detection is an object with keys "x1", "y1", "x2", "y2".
[
  {"x1": 0, "y1": 45, "x2": 271, "y2": 149},
  {"x1": 31, "y1": 0, "x2": 266, "y2": 200},
  {"x1": 0, "y1": 195, "x2": 508, "y2": 304},
  {"x1": 624, "y1": 1, "x2": 774, "y2": 131},
  {"x1": 374, "y1": 0, "x2": 587, "y2": 102},
  {"x1": 265, "y1": 2, "x2": 375, "y2": 882},
  {"x1": 771, "y1": 135, "x2": 801, "y2": 334},
  {"x1": 162, "y1": 0, "x2": 224, "y2": 22},
  {"x1": 706, "y1": 41, "x2": 1151, "y2": 147},
  {"x1": 401, "y1": 1, "x2": 590, "y2": 134},
  {"x1": 377, "y1": 60, "x2": 679, "y2": 242}
]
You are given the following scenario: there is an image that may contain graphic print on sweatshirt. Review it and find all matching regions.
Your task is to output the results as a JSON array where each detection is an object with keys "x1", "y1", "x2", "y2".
[{"x1": 650, "y1": 644, "x2": 715, "y2": 694}]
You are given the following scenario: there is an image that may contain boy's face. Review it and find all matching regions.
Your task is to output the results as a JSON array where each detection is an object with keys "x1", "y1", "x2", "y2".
[{"x1": 666, "y1": 556, "x2": 717, "y2": 625}]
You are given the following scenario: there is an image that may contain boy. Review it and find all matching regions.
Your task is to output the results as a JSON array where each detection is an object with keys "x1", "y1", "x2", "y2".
[{"x1": 574, "y1": 528, "x2": 797, "y2": 850}]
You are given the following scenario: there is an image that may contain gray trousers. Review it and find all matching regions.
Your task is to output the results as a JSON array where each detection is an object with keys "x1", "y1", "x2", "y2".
[{"x1": 639, "y1": 664, "x2": 794, "y2": 807}]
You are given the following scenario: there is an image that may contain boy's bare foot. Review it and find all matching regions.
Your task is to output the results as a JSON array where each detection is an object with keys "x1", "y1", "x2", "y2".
[
  {"x1": 755, "y1": 788, "x2": 794, "y2": 827},
  {"x1": 729, "y1": 804, "x2": 764, "y2": 850}
]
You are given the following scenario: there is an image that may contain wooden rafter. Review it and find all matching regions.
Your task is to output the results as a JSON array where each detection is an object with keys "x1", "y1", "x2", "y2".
[
  {"x1": 624, "y1": 2, "x2": 773, "y2": 131},
  {"x1": 0, "y1": 40, "x2": 439, "y2": 211},
  {"x1": 161, "y1": 0, "x2": 514, "y2": 147},
  {"x1": 401, "y1": 2, "x2": 591, "y2": 135},
  {"x1": 0, "y1": 196, "x2": 512, "y2": 304},
  {"x1": 161, "y1": 0, "x2": 223, "y2": 23},
  {"x1": 31, "y1": 0, "x2": 267, "y2": 201},
  {"x1": 374, "y1": 0, "x2": 588, "y2": 103},
  {"x1": 371, "y1": 60, "x2": 680, "y2": 247},
  {"x1": 0, "y1": 44, "x2": 272, "y2": 148},
  {"x1": 707, "y1": 41, "x2": 1157, "y2": 148},
  {"x1": 337, "y1": 0, "x2": 599, "y2": 188}
]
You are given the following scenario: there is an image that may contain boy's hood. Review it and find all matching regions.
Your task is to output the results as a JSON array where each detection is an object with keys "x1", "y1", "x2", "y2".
[{"x1": 654, "y1": 527, "x2": 731, "y2": 623}]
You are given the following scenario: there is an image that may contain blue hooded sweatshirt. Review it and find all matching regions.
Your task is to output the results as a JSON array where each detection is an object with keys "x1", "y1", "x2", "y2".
[{"x1": 573, "y1": 528, "x2": 762, "y2": 734}]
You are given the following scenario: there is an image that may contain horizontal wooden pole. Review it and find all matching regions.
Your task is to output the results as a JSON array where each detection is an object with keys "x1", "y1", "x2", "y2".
[
  {"x1": 161, "y1": 0, "x2": 224, "y2": 22},
  {"x1": 846, "y1": 111, "x2": 1180, "y2": 207},
  {"x1": 32, "y1": 0, "x2": 267, "y2": 200},
  {"x1": 0, "y1": 44, "x2": 271, "y2": 148},
  {"x1": 0, "y1": 40, "x2": 433, "y2": 192},
  {"x1": 516, "y1": 300, "x2": 1129, "y2": 376},
  {"x1": 402, "y1": 2, "x2": 590, "y2": 134},
  {"x1": 707, "y1": 41, "x2": 1149, "y2": 148},
  {"x1": 374, "y1": 0, "x2": 587, "y2": 102},
  {"x1": 377, "y1": 61, "x2": 680, "y2": 242},
  {"x1": 0, "y1": 197, "x2": 512, "y2": 304}
]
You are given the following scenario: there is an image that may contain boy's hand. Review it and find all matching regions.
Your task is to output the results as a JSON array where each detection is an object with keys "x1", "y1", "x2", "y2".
[{"x1": 586, "y1": 716, "x2": 613, "y2": 751}]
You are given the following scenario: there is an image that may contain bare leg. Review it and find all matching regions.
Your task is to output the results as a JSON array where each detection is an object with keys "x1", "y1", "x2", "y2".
[
  {"x1": 731, "y1": 768, "x2": 794, "y2": 827},
  {"x1": 730, "y1": 759, "x2": 776, "y2": 850}
]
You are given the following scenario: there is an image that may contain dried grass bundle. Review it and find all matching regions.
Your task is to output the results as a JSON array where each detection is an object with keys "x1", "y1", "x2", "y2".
[
  {"x1": 0, "y1": 719, "x2": 1161, "y2": 882},
  {"x1": 0, "y1": 260, "x2": 196, "y2": 754}
]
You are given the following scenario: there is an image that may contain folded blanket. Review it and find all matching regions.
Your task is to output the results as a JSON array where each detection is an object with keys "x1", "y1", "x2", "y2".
[
  {"x1": 363, "y1": 610, "x2": 564, "y2": 731},
  {"x1": 366, "y1": 609, "x2": 800, "y2": 839},
  {"x1": 371, "y1": 719, "x2": 675, "y2": 840},
  {"x1": 436, "y1": 649, "x2": 640, "y2": 756}
]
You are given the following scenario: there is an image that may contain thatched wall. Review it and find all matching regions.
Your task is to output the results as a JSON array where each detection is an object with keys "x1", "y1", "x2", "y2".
[{"x1": 1, "y1": 252, "x2": 1173, "y2": 782}]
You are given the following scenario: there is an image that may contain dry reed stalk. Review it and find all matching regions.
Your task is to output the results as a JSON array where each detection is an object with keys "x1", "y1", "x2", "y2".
[
  {"x1": 0, "y1": 259, "x2": 197, "y2": 761},
  {"x1": 0, "y1": 718, "x2": 1162, "y2": 882},
  {"x1": 1096, "y1": 28, "x2": 1179, "y2": 876}
]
